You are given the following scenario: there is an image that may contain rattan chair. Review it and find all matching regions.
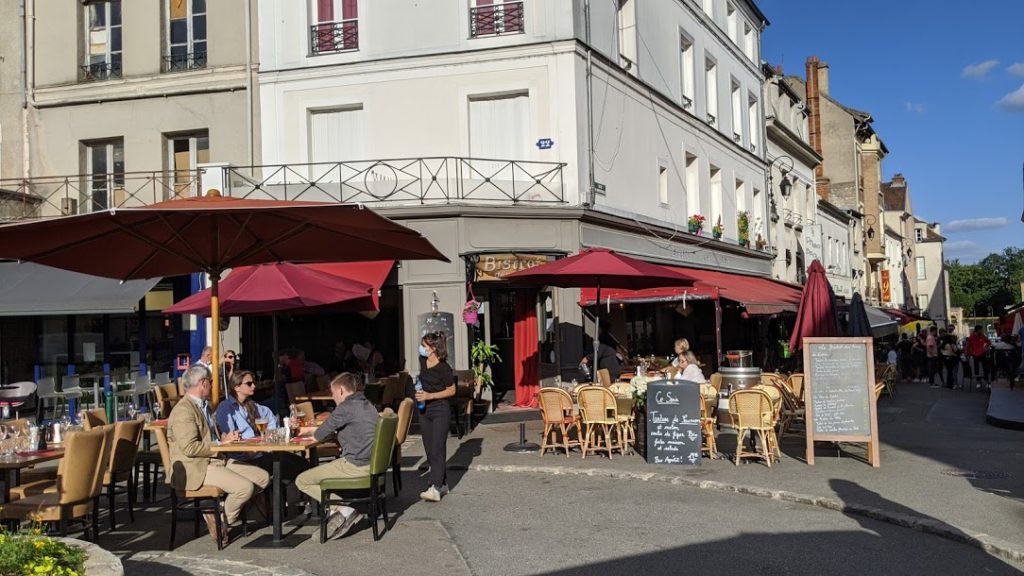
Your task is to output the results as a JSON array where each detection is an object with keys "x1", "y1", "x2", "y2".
[
  {"x1": 538, "y1": 388, "x2": 581, "y2": 457},
  {"x1": 596, "y1": 369, "x2": 612, "y2": 388},
  {"x1": 83, "y1": 408, "x2": 108, "y2": 430},
  {"x1": 577, "y1": 386, "x2": 623, "y2": 459},
  {"x1": 391, "y1": 398, "x2": 414, "y2": 495},
  {"x1": 1, "y1": 427, "x2": 109, "y2": 539},
  {"x1": 879, "y1": 364, "x2": 897, "y2": 397},
  {"x1": 729, "y1": 389, "x2": 779, "y2": 467},
  {"x1": 772, "y1": 381, "x2": 805, "y2": 439},
  {"x1": 319, "y1": 414, "x2": 398, "y2": 543},
  {"x1": 788, "y1": 373, "x2": 804, "y2": 400},
  {"x1": 295, "y1": 401, "x2": 316, "y2": 423},
  {"x1": 709, "y1": 372, "x2": 723, "y2": 393},
  {"x1": 699, "y1": 394, "x2": 718, "y2": 458},
  {"x1": 154, "y1": 383, "x2": 179, "y2": 419},
  {"x1": 103, "y1": 418, "x2": 145, "y2": 530}
]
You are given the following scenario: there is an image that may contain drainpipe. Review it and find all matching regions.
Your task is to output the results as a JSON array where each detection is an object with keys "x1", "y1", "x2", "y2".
[
  {"x1": 244, "y1": 0, "x2": 254, "y2": 167},
  {"x1": 584, "y1": 0, "x2": 595, "y2": 207},
  {"x1": 20, "y1": 0, "x2": 31, "y2": 180}
]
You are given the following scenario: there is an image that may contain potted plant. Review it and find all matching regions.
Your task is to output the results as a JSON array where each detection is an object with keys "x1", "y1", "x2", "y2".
[
  {"x1": 0, "y1": 529, "x2": 87, "y2": 576},
  {"x1": 471, "y1": 339, "x2": 502, "y2": 412},
  {"x1": 737, "y1": 211, "x2": 750, "y2": 247},
  {"x1": 687, "y1": 214, "x2": 705, "y2": 235},
  {"x1": 712, "y1": 217, "x2": 724, "y2": 240},
  {"x1": 755, "y1": 233, "x2": 767, "y2": 251}
]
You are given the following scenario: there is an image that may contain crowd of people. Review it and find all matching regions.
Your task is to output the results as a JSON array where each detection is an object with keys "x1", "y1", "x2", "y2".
[{"x1": 887, "y1": 324, "x2": 1021, "y2": 390}]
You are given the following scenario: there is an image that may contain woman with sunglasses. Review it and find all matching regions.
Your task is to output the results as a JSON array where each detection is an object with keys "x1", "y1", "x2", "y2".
[
  {"x1": 215, "y1": 371, "x2": 310, "y2": 482},
  {"x1": 223, "y1": 350, "x2": 238, "y2": 383}
]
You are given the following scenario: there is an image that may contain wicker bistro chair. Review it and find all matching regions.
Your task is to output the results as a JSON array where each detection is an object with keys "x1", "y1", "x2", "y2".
[
  {"x1": 772, "y1": 382, "x2": 806, "y2": 439},
  {"x1": 295, "y1": 401, "x2": 316, "y2": 424},
  {"x1": 729, "y1": 389, "x2": 780, "y2": 467},
  {"x1": 538, "y1": 388, "x2": 581, "y2": 457},
  {"x1": 577, "y1": 386, "x2": 624, "y2": 459},
  {"x1": 699, "y1": 395, "x2": 718, "y2": 458},
  {"x1": 595, "y1": 369, "x2": 612, "y2": 388},
  {"x1": 103, "y1": 418, "x2": 145, "y2": 530},
  {"x1": 154, "y1": 383, "x2": 179, "y2": 419},
  {"x1": 1, "y1": 427, "x2": 109, "y2": 539},
  {"x1": 788, "y1": 373, "x2": 805, "y2": 401},
  {"x1": 391, "y1": 398, "x2": 414, "y2": 496},
  {"x1": 319, "y1": 414, "x2": 398, "y2": 543}
]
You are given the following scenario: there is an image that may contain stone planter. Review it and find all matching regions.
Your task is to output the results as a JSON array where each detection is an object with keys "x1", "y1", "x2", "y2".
[{"x1": 52, "y1": 537, "x2": 123, "y2": 576}]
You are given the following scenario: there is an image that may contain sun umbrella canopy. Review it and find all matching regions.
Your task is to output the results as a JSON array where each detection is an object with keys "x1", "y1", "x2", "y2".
[
  {"x1": 789, "y1": 259, "x2": 840, "y2": 352},
  {"x1": 164, "y1": 262, "x2": 375, "y2": 316},
  {"x1": 504, "y1": 247, "x2": 698, "y2": 289},
  {"x1": 847, "y1": 292, "x2": 873, "y2": 338}
]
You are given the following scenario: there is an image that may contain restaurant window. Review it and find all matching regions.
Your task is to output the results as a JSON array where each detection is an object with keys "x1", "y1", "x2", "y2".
[
  {"x1": 165, "y1": 0, "x2": 207, "y2": 71},
  {"x1": 310, "y1": 0, "x2": 359, "y2": 54},
  {"x1": 705, "y1": 56, "x2": 718, "y2": 128},
  {"x1": 81, "y1": 1, "x2": 122, "y2": 81},
  {"x1": 915, "y1": 256, "x2": 926, "y2": 280},
  {"x1": 470, "y1": 0, "x2": 525, "y2": 38},
  {"x1": 166, "y1": 132, "x2": 209, "y2": 200},
  {"x1": 679, "y1": 31, "x2": 694, "y2": 110},
  {"x1": 83, "y1": 139, "x2": 125, "y2": 213}
]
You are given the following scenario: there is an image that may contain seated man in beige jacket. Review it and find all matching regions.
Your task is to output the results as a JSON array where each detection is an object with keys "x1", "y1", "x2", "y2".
[{"x1": 168, "y1": 364, "x2": 270, "y2": 544}]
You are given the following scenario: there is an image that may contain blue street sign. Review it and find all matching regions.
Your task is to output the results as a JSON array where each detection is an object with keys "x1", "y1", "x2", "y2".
[{"x1": 536, "y1": 138, "x2": 554, "y2": 150}]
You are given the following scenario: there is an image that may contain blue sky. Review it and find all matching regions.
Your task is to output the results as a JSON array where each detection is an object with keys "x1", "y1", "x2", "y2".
[{"x1": 759, "y1": 0, "x2": 1024, "y2": 264}]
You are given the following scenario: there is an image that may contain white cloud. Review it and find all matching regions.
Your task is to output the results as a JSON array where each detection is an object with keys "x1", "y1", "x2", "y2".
[
  {"x1": 996, "y1": 84, "x2": 1024, "y2": 111},
  {"x1": 944, "y1": 240, "x2": 988, "y2": 263},
  {"x1": 961, "y1": 59, "x2": 1000, "y2": 79},
  {"x1": 944, "y1": 217, "x2": 1008, "y2": 232},
  {"x1": 904, "y1": 101, "x2": 926, "y2": 113},
  {"x1": 1008, "y1": 62, "x2": 1024, "y2": 77}
]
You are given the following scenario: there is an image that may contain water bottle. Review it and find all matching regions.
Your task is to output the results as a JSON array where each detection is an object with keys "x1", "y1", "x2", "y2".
[
  {"x1": 28, "y1": 424, "x2": 39, "y2": 451},
  {"x1": 104, "y1": 389, "x2": 114, "y2": 424},
  {"x1": 414, "y1": 378, "x2": 426, "y2": 412}
]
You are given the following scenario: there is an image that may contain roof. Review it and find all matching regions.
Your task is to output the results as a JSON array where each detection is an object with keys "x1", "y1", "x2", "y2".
[{"x1": 881, "y1": 183, "x2": 908, "y2": 211}]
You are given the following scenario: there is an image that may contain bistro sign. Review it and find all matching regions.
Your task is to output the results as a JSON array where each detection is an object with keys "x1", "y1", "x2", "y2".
[{"x1": 475, "y1": 253, "x2": 554, "y2": 281}]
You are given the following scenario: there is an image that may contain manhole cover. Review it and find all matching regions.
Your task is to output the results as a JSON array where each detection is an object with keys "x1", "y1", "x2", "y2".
[{"x1": 941, "y1": 468, "x2": 1011, "y2": 480}]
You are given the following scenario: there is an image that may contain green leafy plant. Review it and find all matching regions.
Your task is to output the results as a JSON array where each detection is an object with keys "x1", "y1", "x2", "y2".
[
  {"x1": 0, "y1": 527, "x2": 86, "y2": 576},
  {"x1": 712, "y1": 216, "x2": 724, "y2": 238},
  {"x1": 737, "y1": 211, "x2": 750, "y2": 245},
  {"x1": 470, "y1": 339, "x2": 502, "y2": 389}
]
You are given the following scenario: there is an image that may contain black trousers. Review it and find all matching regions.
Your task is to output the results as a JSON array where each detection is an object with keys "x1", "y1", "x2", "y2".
[
  {"x1": 943, "y1": 356, "x2": 958, "y2": 388},
  {"x1": 420, "y1": 402, "x2": 450, "y2": 489}
]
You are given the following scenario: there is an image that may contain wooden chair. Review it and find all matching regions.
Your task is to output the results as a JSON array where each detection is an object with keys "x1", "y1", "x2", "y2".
[
  {"x1": 699, "y1": 395, "x2": 718, "y2": 458},
  {"x1": 729, "y1": 389, "x2": 779, "y2": 467},
  {"x1": 2, "y1": 427, "x2": 109, "y2": 539},
  {"x1": 773, "y1": 381, "x2": 806, "y2": 439},
  {"x1": 577, "y1": 386, "x2": 623, "y2": 459},
  {"x1": 596, "y1": 368, "x2": 612, "y2": 388},
  {"x1": 709, "y1": 372, "x2": 723, "y2": 393},
  {"x1": 103, "y1": 418, "x2": 145, "y2": 530},
  {"x1": 319, "y1": 414, "x2": 398, "y2": 543},
  {"x1": 83, "y1": 408, "x2": 108, "y2": 430},
  {"x1": 153, "y1": 427, "x2": 231, "y2": 551},
  {"x1": 285, "y1": 381, "x2": 307, "y2": 405},
  {"x1": 450, "y1": 369, "x2": 476, "y2": 438},
  {"x1": 874, "y1": 382, "x2": 886, "y2": 401},
  {"x1": 154, "y1": 383, "x2": 179, "y2": 419},
  {"x1": 391, "y1": 398, "x2": 414, "y2": 496},
  {"x1": 538, "y1": 388, "x2": 581, "y2": 457}
]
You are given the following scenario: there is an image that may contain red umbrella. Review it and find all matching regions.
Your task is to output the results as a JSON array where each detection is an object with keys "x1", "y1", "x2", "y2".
[
  {"x1": 0, "y1": 193, "x2": 446, "y2": 403},
  {"x1": 789, "y1": 259, "x2": 840, "y2": 352},
  {"x1": 505, "y1": 247, "x2": 696, "y2": 397},
  {"x1": 164, "y1": 262, "x2": 374, "y2": 316}
]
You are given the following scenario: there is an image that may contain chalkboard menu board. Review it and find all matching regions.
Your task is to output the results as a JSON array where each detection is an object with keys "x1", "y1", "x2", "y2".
[
  {"x1": 645, "y1": 380, "x2": 702, "y2": 465},
  {"x1": 802, "y1": 337, "x2": 880, "y2": 467}
]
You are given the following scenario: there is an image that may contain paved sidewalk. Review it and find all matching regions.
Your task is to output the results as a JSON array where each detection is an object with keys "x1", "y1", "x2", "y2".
[
  {"x1": 431, "y1": 378, "x2": 1024, "y2": 562},
  {"x1": 988, "y1": 382, "x2": 1024, "y2": 429}
]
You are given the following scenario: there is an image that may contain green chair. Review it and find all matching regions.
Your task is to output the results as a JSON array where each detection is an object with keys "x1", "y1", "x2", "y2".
[{"x1": 319, "y1": 414, "x2": 398, "y2": 543}]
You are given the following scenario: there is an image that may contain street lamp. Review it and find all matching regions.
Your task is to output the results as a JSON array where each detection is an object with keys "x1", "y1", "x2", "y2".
[{"x1": 767, "y1": 154, "x2": 794, "y2": 220}]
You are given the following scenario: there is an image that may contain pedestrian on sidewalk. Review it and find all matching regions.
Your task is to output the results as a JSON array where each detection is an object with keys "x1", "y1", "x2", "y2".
[
  {"x1": 926, "y1": 326, "x2": 940, "y2": 388},
  {"x1": 940, "y1": 329, "x2": 959, "y2": 389},
  {"x1": 897, "y1": 333, "x2": 913, "y2": 381},
  {"x1": 966, "y1": 325, "x2": 991, "y2": 389},
  {"x1": 912, "y1": 330, "x2": 927, "y2": 381},
  {"x1": 415, "y1": 331, "x2": 456, "y2": 503}
]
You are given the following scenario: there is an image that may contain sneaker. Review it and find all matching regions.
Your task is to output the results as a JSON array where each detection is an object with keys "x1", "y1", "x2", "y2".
[
  {"x1": 328, "y1": 511, "x2": 364, "y2": 541},
  {"x1": 420, "y1": 485, "x2": 442, "y2": 502},
  {"x1": 438, "y1": 484, "x2": 450, "y2": 496},
  {"x1": 929, "y1": 384, "x2": 940, "y2": 389}
]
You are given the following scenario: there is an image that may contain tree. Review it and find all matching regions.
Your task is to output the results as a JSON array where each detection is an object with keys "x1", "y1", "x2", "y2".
[{"x1": 948, "y1": 247, "x2": 1024, "y2": 317}]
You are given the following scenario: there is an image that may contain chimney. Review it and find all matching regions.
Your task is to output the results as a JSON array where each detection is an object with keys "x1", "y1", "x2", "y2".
[
  {"x1": 805, "y1": 56, "x2": 827, "y2": 200},
  {"x1": 890, "y1": 173, "x2": 906, "y2": 187},
  {"x1": 817, "y1": 62, "x2": 830, "y2": 95}
]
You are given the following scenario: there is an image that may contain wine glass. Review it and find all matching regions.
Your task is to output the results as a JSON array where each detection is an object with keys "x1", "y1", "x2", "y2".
[
  {"x1": 126, "y1": 402, "x2": 138, "y2": 420},
  {"x1": 0, "y1": 425, "x2": 9, "y2": 459}
]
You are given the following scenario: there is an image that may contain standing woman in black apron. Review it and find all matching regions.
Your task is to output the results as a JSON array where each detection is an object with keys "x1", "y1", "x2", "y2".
[{"x1": 415, "y1": 331, "x2": 456, "y2": 502}]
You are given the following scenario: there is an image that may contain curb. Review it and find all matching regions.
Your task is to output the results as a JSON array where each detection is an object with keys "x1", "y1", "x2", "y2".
[{"x1": 457, "y1": 463, "x2": 1024, "y2": 566}]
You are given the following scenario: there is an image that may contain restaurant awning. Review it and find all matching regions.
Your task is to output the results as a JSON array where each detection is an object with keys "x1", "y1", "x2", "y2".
[
  {"x1": 882, "y1": 307, "x2": 925, "y2": 325},
  {"x1": 302, "y1": 260, "x2": 395, "y2": 310},
  {"x1": 864, "y1": 304, "x2": 899, "y2": 337},
  {"x1": 0, "y1": 261, "x2": 158, "y2": 316},
  {"x1": 579, "y1": 267, "x2": 804, "y2": 315}
]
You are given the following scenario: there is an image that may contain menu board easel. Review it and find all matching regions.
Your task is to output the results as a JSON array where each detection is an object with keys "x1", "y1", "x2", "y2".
[{"x1": 803, "y1": 337, "x2": 880, "y2": 468}]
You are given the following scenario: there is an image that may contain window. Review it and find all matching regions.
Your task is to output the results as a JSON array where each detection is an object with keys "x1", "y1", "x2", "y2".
[
  {"x1": 747, "y1": 94, "x2": 759, "y2": 153},
  {"x1": 685, "y1": 153, "x2": 699, "y2": 215},
  {"x1": 680, "y1": 32, "x2": 694, "y2": 110},
  {"x1": 469, "y1": 92, "x2": 530, "y2": 180},
  {"x1": 914, "y1": 228, "x2": 923, "y2": 242},
  {"x1": 730, "y1": 79, "x2": 742, "y2": 143},
  {"x1": 470, "y1": 0, "x2": 525, "y2": 38},
  {"x1": 310, "y1": 0, "x2": 359, "y2": 54},
  {"x1": 167, "y1": 132, "x2": 209, "y2": 199},
  {"x1": 166, "y1": 0, "x2": 207, "y2": 71},
  {"x1": 83, "y1": 139, "x2": 125, "y2": 212},
  {"x1": 709, "y1": 164, "x2": 722, "y2": 228},
  {"x1": 309, "y1": 106, "x2": 366, "y2": 164},
  {"x1": 735, "y1": 178, "x2": 745, "y2": 215},
  {"x1": 705, "y1": 57, "x2": 718, "y2": 127},
  {"x1": 726, "y1": 3, "x2": 738, "y2": 44},
  {"x1": 658, "y1": 164, "x2": 669, "y2": 205},
  {"x1": 752, "y1": 187, "x2": 762, "y2": 232},
  {"x1": 917, "y1": 294, "x2": 928, "y2": 310},
  {"x1": 82, "y1": 1, "x2": 122, "y2": 81},
  {"x1": 617, "y1": 0, "x2": 637, "y2": 73},
  {"x1": 915, "y1": 256, "x2": 926, "y2": 280},
  {"x1": 742, "y1": 22, "x2": 755, "y2": 61},
  {"x1": 702, "y1": 0, "x2": 714, "y2": 19}
]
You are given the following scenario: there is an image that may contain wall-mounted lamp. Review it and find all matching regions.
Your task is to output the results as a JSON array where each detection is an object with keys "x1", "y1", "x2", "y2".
[
  {"x1": 778, "y1": 173, "x2": 793, "y2": 198},
  {"x1": 767, "y1": 154, "x2": 796, "y2": 220},
  {"x1": 866, "y1": 226, "x2": 875, "y2": 239}
]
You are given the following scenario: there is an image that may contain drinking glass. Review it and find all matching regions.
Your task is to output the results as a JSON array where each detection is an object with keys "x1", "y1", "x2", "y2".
[
  {"x1": 254, "y1": 418, "x2": 268, "y2": 438},
  {"x1": 0, "y1": 425, "x2": 9, "y2": 459},
  {"x1": 126, "y1": 402, "x2": 138, "y2": 420}
]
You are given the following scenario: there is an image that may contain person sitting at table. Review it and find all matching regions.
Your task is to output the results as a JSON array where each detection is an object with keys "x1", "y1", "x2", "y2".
[
  {"x1": 223, "y1": 349, "x2": 238, "y2": 383},
  {"x1": 167, "y1": 365, "x2": 270, "y2": 546},
  {"x1": 670, "y1": 338, "x2": 690, "y2": 367},
  {"x1": 215, "y1": 370, "x2": 310, "y2": 487},
  {"x1": 596, "y1": 340, "x2": 622, "y2": 382},
  {"x1": 675, "y1": 351, "x2": 707, "y2": 384},
  {"x1": 294, "y1": 372, "x2": 378, "y2": 540},
  {"x1": 196, "y1": 346, "x2": 214, "y2": 370}
]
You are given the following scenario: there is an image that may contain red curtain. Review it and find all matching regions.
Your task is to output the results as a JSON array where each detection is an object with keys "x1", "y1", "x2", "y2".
[{"x1": 513, "y1": 290, "x2": 539, "y2": 408}]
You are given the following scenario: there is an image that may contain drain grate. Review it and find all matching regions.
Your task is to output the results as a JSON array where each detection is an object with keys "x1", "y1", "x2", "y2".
[{"x1": 941, "y1": 468, "x2": 1011, "y2": 480}]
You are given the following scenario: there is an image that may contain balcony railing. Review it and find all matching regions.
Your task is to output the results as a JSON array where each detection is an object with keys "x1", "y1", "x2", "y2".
[
  {"x1": 163, "y1": 51, "x2": 208, "y2": 72},
  {"x1": 470, "y1": 2, "x2": 524, "y2": 38},
  {"x1": 310, "y1": 19, "x2": 359, "y2": 54},
  {"x1": 0, "y1": 170, "x2": 202, "y2": 222},
  {"x1": 79, "y1": 62, "x2": 122, "y2": 82}
]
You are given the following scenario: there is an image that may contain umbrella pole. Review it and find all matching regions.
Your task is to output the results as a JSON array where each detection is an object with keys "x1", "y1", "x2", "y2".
[
  {"x1": 594, "y1": 283, "x2": 601, "y2": 381},
  {"x1": 210, "y1": 272, "x2": 221, "y2": 406},
  {"x1": 272, "y1": 314, "x2": 279, "y2": 415}
]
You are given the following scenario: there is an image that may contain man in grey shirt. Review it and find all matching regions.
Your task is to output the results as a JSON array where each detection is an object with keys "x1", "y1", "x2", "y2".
[{"x1": 295, "y1": 372, "x2": 379, "y2": 540}]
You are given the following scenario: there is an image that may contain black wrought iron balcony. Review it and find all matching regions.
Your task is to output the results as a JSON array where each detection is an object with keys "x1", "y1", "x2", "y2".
[
  {"x1": 163, "y1": 51, "x2": 208, "y2": 72},
  {"x1": 79, "y1": 62, "x2": 122, "y2": 82},
  {"x1": 470, "y1": 1, "x2": 524, "y2": 38},
  {"x1": 310, "y1": 19, "x2": 359, "y2": 54}
]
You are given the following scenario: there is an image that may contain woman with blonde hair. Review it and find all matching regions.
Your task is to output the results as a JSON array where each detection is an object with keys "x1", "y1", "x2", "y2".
[{"x1": 671, "y1": 338, "x2": 690, "y2": 367}]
